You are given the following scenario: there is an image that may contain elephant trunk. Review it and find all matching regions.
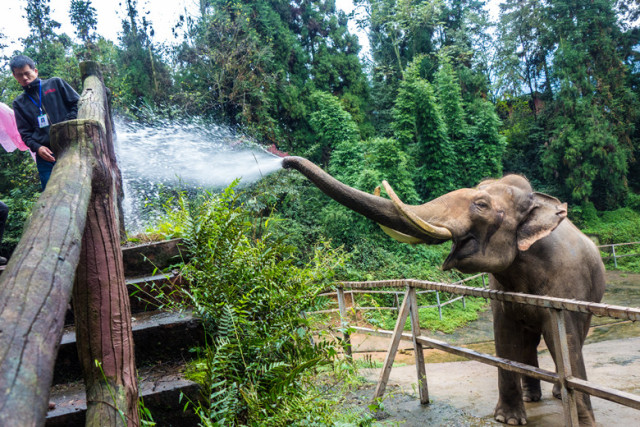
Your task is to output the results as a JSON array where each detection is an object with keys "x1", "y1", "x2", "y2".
[{"x1": 282, "y1": 156, "x2": 450, "y2": 244}]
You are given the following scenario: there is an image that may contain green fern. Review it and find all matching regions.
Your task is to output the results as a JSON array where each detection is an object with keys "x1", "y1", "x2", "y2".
[{"x1": 151, "y1": 181, "x2": 351, "y2": 424}]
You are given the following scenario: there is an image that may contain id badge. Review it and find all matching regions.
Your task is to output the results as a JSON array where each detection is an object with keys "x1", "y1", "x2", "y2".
[{"x1": 37, "y1": 114, "x2": 49, "y2": 128}]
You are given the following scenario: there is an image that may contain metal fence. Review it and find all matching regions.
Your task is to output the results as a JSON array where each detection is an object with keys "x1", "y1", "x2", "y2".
[
  {"x1": 313, "y1": 273, "x2": 487, "y2": 320},
  {"x1": 598, "y1": 241, "x2": 640, "y2": 268},
  {"x1": 310, "y1": 278, "x2": 640, "y2": 427}
]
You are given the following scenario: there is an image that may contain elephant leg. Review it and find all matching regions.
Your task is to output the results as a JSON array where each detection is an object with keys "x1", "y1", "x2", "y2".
[
  {"x1": 492, "y1": 303, "x2": 527, "y2": 425},
  {"x1": 542, "y1": 312, "x2": 595, "y2": 426},
  {"x1": 520, "y1": 330, "x2": 542, "y2": 402}
]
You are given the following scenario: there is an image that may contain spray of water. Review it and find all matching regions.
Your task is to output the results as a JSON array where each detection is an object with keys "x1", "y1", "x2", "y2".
[{"x1": 114, "y1": 116, "x2": 284, "y2": 232}]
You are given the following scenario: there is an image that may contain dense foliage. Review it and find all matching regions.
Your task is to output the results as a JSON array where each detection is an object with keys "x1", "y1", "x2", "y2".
[
  {"x1": 152, "y1": 183, "x2": 369, "y2": 425},
  {"x1": 2, "y1": 0, "x2": 640, "y2": 257}
]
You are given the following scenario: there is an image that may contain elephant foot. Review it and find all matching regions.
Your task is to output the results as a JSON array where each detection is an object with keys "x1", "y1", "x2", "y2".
[
  {"x1": 522, "y1": 381, "x2": 541, "y2": 402},
  {"x1": 578, "y1": 413, "x2": 596, "y2": 427},
  {"x1": 552, "y1": 383, "x2": 562, "y2": 399},
  {"x1": 494, "y1": 401, "x2": 527, "y2": 425}
]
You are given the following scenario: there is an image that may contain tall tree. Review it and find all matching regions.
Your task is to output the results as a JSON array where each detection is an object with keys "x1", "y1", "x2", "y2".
[
  {"x1": 494, "y1": 0, "x2": 551, "y2": 186},
  {"x1": 433, "y1": 54, "x2": 506, "y2": 188},
  {"x1": 21, "y1": 0, "x2": 70, "y2": 77},
  {"x1": 495, "y1": 0, "x2": 552, "y2": 101},
  {"x1": 172, "y1": 0, "x2": 370, "y2": 152},
  {"x1": 117, "y1": 0, "x2": 171, "y2": 108},
  {"x1": 437, "y1": 0, "x2": 493, "y2": 99},
  {"x1": 362, "y1": 0, "x2": 443, "y2": 135},
  {"x1": 172, "y1": 1, "x2": 277, "y2": 137},
  {"x1": 542, "y1": 0, "x2": 637, "y2": 208},
  {"x1": 69, "y1": 0, "x2": 98, "y2": 60},
  {"x1": 392, "y1": 57, "x2": 455, "y2": 199}
]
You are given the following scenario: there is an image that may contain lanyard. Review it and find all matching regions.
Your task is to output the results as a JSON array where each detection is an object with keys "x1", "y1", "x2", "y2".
[{"x1": 26, "y1": 81, "x2": 43, "y2": 114}]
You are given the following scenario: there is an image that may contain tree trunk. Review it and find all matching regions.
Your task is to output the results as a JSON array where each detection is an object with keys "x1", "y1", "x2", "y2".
[{"x1": 72, "y1": 62, "x2": 140, "y2": 426}]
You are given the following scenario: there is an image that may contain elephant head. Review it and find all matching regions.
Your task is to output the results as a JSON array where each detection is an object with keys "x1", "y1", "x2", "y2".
[{"x1": 282, "y1": 156, "x2": 568, "y2": 274}]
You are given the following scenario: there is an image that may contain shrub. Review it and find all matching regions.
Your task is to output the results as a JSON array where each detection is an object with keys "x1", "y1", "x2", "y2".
[{"x1": 160, "y1": 182, "x2": 354, "y2": 425}]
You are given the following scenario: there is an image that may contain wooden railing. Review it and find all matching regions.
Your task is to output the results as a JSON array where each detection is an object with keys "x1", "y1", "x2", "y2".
[
  {"x1": 0, "y1": 62, "x2": 138, "y2": 426},
  {"x1": 315, "y1": 273, "x2": 486, "y2": 320},
  {"x1": 317, "y1": 279, "x2": 640, "y2": 427}
]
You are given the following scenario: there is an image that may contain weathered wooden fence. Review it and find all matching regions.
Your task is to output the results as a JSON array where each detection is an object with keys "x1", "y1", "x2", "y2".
[
  {"x1": 314, "y1": 241, "x2": 640, "y2": 328},
  {"x1": 0, "y1": 62, "x2": 137, "y2": 426},
  {"x1": 322, "y1": 279, "x2": 640, "y2": 427}
]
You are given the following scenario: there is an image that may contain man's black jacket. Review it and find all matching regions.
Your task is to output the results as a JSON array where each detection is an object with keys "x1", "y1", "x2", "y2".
[{"x1": 13, "y1": 77, "x2": 80, "y2": 156}]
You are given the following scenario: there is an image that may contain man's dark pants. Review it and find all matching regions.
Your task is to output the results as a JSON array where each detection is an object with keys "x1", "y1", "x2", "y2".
[{"x1": 36, "y1": 158, "x2": 55, "y2": 190}]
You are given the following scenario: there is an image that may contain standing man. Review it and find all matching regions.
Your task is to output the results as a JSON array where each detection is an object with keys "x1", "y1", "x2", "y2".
[{"x1": 10, "y1": 55, "x2": 80, "y2": 190}]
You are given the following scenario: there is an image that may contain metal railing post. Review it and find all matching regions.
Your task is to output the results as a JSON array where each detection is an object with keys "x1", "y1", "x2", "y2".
[
  {"x1": 336, "y1": 286, "x2": 352, "y2": 358},
  {"x1": 612, "y1": 245, "x2": 618, "y2": 268},
  {"x1": 436, "y1": 291, "x2": 442, "y2": 320}
]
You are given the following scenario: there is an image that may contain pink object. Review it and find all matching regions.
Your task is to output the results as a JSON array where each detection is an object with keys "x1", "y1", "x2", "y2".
[
  {"x1": 0, "y1": 102, "x2": 35, "y2": 160},
  {"x1": 267, "y1": 144, "x2": 288, "y2": 158}
]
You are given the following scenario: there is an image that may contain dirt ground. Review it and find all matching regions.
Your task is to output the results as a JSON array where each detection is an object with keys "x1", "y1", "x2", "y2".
[{"x1": 343, "y1": 271, "x2": 640, "y2": 426}]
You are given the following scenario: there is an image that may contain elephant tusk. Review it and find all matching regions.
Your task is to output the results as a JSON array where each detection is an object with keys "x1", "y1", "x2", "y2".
[
  {"x1": 373, "y1": 185, "x2": 424, "y2": 243},
  {"x1": 378, "y1": 224, "x2": 426, "y2": 244},
  {"x1": 382, "y1": 180, "x2": 452, "y2": 240}
]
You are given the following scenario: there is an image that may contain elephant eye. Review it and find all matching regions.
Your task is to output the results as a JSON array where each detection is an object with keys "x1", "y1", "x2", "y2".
[{"x1": 474, "y1": 200, "x2": 490, "y2": 210}]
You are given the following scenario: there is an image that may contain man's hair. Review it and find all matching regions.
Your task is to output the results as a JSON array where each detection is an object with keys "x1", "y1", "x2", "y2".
[{"x1": 9, "y1": 55, "x2": 36, "y2": 73}]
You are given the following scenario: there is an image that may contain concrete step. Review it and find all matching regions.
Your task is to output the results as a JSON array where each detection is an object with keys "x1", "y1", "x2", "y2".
[
  {"x1": 47, "y1": 362, "x2": 202, "y2": 426},
  {"x1": 54, "y1": 310, "x2": 205, "y2": 385},
  {"x1": 126, "y1": 271, "x2": 186, "y2": 313},
  {"x1": 0, "y1": 238, "x2": 186, "y2": 278},
  {"x1": 63, "y1": 271, "x2": 186, "y2": 326},
  {"x1": 45, "y1": 238, "x2": 202, "y2": 425},
  {"x1": 121, "y1": 238, "x2": 186, "y2": 277}
]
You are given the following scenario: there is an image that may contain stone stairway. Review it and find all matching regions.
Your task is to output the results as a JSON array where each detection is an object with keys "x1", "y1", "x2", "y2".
[{"x1": 33, "y1": 239, "x2": 206, "y2": 426}]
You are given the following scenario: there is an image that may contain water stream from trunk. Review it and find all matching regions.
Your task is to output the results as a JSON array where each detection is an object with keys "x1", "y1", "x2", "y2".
[{"x1": 114, "y1": 117, "x2": 283, "y2": 232}]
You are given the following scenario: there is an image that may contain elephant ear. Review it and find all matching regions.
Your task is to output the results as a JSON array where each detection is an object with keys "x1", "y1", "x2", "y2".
[{"x1": 517, "y1": 192, "x2": 568, "y2": 251}]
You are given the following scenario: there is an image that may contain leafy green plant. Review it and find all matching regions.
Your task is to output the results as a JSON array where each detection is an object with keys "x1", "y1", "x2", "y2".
[{"x1": 158, "y1": 181, "x2": 365, "y2": 425}]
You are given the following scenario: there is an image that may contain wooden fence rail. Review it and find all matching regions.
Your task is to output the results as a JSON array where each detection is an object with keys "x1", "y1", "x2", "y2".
[
  {"x1": 315, "y1": 279, "x2": 640, "y2": 427},
  {"x1": 313, "y1": 273, "x2": 486, "y2": 319}
]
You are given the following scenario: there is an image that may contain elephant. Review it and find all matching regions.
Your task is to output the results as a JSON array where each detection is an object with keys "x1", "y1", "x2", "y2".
[{"x1": 282, "y1": 156, "x2": 605, "y2": 426}]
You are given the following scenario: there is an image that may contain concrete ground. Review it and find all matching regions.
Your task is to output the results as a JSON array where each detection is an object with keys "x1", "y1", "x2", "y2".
[{"x1": 353, "y1": 336, "x2": 640, "y2": 426}]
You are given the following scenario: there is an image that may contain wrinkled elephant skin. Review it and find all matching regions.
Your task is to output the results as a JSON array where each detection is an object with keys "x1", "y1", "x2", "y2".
[{"x1": 283, "y1": 156, "x2": 605, "y2": 426}]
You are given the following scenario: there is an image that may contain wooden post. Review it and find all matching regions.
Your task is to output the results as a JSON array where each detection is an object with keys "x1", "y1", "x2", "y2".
[
  {"x1": 549, "y1": 308, "x2": 579, "y2": 427},
  {"x1": 374, "y1": 286, "x2": 412, "y2": 401},
  {"x1": 337, "y1": 286, "x2": 352, "y2": 358},
  {"x1": 0, "y1": 98, "x2": 93, "y2": 426},
  {"x1": 69, "y1": 62, "x2": 139, "y2": 427},
  {"x1": 408, "y1": 287, "x2": 429, "y2": 404}
]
